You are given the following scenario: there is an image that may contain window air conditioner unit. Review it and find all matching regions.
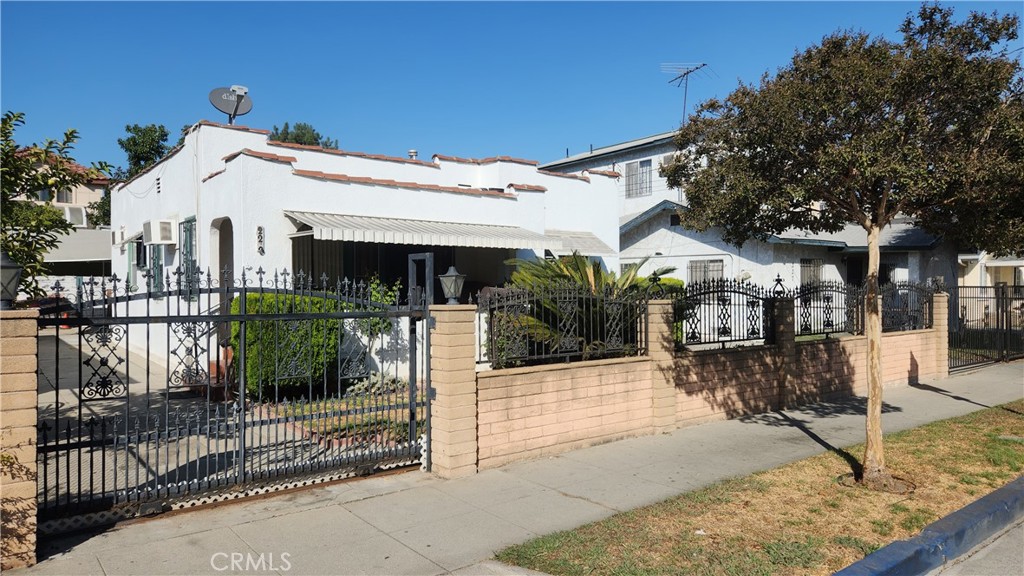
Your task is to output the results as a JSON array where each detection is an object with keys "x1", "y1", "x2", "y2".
[
  {"x1": 64, "y1": 206, "x2": 87, "y2": 228},
  {"x1": 143, "y1": 219, "x2": 177, "y2": 245}
]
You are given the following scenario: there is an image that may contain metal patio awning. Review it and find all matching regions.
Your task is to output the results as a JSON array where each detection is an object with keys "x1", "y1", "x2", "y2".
[
  {"x1": 546, "y1": 229, "x2": 615, "y2": 256},
  {"x1": 44, "y1": 228, "x2": 112, "y2": 262},
  {"x1": 284, "y1": 210, "x2": 562, "y2": 251}
]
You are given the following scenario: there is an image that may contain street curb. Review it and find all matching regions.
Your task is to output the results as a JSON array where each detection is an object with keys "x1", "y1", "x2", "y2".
[{"x1": 834, "y1": 475, "x2": 1024, "y2": 576}]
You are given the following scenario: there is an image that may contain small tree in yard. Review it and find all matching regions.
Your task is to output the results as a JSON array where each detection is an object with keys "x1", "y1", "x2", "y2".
[
  {"x1": 1, "y1": 111, "x2": 110, "y2": 297},
  {"x1": 662, "y1": 4, "x2": 1023, "y2": 490}
]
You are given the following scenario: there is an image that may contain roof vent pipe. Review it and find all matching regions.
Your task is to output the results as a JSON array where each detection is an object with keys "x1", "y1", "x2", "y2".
[{"x1": 408, "y1": 149, "x2": 418, "y2": 160}]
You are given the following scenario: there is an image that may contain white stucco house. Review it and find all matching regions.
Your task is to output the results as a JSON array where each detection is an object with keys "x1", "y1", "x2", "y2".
[
  {"x1": 540, "y1": 131, "x2": 957, "y2": 288},
  {"x1": 110, "y1": 120, "x2": 620, "y2": 301}
]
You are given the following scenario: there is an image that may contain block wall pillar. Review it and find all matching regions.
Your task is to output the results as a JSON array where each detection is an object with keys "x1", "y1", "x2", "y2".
[
  {"x1": 932, "y1": 292, "x2": 949, "y2": 379},
  {"x1": 648, "y1": 300, "x2": 676, "y2": 433},
  {"x1": 772, "y1": 298, "x2": 796, "y2": 410},
  {"x1": 428, "y1": 305, "x2": 478, "y2": 479},
  {"x1": 1, "y1": 309, "x2": 39, "y2": 571}
]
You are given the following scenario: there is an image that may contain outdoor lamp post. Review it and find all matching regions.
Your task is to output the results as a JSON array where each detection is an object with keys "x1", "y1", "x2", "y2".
[
  {"x1": 439, "y1": 265, "x2": 466, "y2": 305},
  {"x1": 0, "y1": 249, "x2": 23, "y2": 310}
]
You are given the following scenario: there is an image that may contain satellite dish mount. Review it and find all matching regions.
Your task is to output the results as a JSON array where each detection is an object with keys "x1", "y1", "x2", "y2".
[{"x1": 209, "y1": 85, "x2": 253, "y2": 125}]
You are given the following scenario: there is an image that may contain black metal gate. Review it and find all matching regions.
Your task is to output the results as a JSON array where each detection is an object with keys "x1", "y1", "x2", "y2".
[
  {"x1": 35, "y1": 255, "x2": 433, "y2": 535},
  {"x1": 949, "y1": 284, "x2": 1024, "y2": 370}
]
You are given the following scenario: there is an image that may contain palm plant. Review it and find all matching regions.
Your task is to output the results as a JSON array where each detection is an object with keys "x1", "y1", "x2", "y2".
[
  {"x1": 506, "y1": 252, "x2": 675, "y2": 295},
  {"x1": 482, "y1": 253, "x2": 675, "y2": 368}
]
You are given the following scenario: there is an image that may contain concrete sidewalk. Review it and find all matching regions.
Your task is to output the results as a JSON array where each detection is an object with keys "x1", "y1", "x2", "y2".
[{"x1": 20, "y1": 362, "x2": 1024, "y2": 576}]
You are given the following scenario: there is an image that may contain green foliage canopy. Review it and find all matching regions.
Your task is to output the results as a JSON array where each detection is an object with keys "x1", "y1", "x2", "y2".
[
  {"x1": 662, "y1": 4, "x2": 1023, "y2": 256},
  {"x1": 506, "y1": 251, "x2": 675, "y2": 296},
  {"x1": 1, "y1": 111, "x2": 110, "y2": 297},
  {"x1": 117, "y1": 123, "x2": 170, "y2": 179},
  {"x1": 270, "y1": 122, "x2": 339, "y2": 149}
]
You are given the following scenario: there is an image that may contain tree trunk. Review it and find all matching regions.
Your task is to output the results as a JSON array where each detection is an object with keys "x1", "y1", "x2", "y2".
[{"x1": 862, "y1": 224, "x2": 886, "y2": 484}]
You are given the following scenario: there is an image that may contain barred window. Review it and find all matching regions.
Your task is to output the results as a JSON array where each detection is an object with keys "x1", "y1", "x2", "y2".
[
  {"x1": 179, "y1": 218, "x2": 198, "y2": 297},
  {"x1": 624, "y1": 160, "x2": 652, "y2": 198},
  {"x1": 688, "y1": 259, "x2": 724, "y2": 284},
  {"x1": 127, "y1": 239, "x2": 145, "y2": 292},
  {"x1": 148, "y1": 247, "x2": 164, "y2": 293},
  {"x1": 800, "y1": 258, "x2": 823, "y2": 285}
]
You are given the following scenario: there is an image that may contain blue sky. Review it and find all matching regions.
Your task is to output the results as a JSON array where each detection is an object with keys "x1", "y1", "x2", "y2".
[{"x1": 2, "y1": 1, "x2": 1020, "y2": 169}]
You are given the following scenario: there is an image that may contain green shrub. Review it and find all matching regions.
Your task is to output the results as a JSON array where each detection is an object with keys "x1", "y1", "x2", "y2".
[
  {"x1": 636, "y1": 276, "x2": 685, "y2": 297},
  {"x1": 229, "y1": 276, "x2": 402, "y2": 398},
  {"x1": 230, "y1": 293, "x2": 345, "y2": 397}
]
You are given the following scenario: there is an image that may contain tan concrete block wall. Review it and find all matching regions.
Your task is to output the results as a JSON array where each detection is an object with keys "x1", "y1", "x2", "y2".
[
  {"x1": 672, "y1": 347, "x2": 781, "y2": 425},
  {"x1": 669, "y1": 293, "x2": 950, "y2": 427},
  {"x1": 429, "y1": 305, "x2": 478, "y2": 479},
  {"x1": 1, "y1": 309, "x2": 39, "y2": 571},
  {"x1": 477, "y1": 357, "x2": 653, "y2": 470},
  {"x1": 648, "y1": 300, "x2": 677, "y2": 433}
]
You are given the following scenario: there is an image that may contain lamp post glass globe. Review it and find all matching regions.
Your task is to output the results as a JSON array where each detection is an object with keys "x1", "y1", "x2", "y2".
[
  {"x1": 0, "y1": 250, "x2": 23, "y2": 310},
  {"x1": 439, "y1": 265, "x2": 465, "y2": 305}
]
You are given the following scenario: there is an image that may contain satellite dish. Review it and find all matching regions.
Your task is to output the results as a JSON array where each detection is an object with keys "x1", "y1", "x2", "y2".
[{"x1": 208, "y1": 86, "x2": 253, "y2": 125}]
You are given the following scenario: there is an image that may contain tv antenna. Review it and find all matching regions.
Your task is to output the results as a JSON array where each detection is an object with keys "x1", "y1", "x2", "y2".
[
  {"x1": 208, "y1": 85, "x2": 252, "y2": 125},
  {"x1": 661, "y1": 63, "x2": 707, "y2": 124}
]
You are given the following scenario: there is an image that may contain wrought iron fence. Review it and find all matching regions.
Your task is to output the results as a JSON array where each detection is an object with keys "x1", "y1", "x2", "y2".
[
  {"x1": 34, "y1": 262, "x2": 431, "y2": 533},
  {"x1": 792, "y1": 281, "x2": 865, "y2": 337},
  {"x1": 671, "y1": 278, "x2": 937, "y2": 349},
  {"x1": 476, "y1": 283, "x2": 648, "y2": 369},
  {"x1": 949, "y1": 284, "x2": 1024, "y2": 370},
  {"x1": 672, "y1": 279, "x2": 774, "y2": 349},
  {"x1": 880, "y1": 282, "x2": 934, "y2": 333}
]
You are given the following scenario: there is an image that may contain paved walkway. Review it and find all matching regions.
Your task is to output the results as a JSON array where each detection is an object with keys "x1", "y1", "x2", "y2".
[{"x1": 20, "y1": 362, "x2": 1024, "y2": 576}]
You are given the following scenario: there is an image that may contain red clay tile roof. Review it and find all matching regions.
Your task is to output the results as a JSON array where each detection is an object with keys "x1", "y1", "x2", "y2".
[
  {"x1": 196, "y1": 120, "x2": 271, "y2": 135},
  {"x1": 16, "y1": 147, "x2": 110, "y2": 185},
  {"x1": 586, "y1": 169, "x2": 621, "y2": 178},
  {"x1": 432, "y1": 154, "x2": 540, "y2": 167},
  {"x1": 537, "y1": 169, "x2": 590, "y2": 182},
  {"x1": 506, "y1": 183, "x2": 547, "y2": 192},
  {"x1": 222, "y1": 149, "x2": 297, "y2": 164},
  {"x1": 292, "y1": 169, "x2": 515, "y2": 199},
  {"x1": 268, "y1": 141, "x2": 439, "y2": 168},
  {"x1": 202, "y1": 169, "x2": 226, "y2": 183}
]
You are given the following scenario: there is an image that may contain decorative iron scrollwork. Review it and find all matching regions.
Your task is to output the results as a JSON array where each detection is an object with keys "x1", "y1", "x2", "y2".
[
  {"x1": 81, "y1": 325, "x2": 127, "y2": 400},
  {"x1": 169, "y1": 322, "x2": 211, "y2": 388}
]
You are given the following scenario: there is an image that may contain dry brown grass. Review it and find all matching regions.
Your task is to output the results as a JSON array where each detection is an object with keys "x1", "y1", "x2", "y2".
[{"x1": 497, "y1": 400, "x2": 1024, "y2": 576}]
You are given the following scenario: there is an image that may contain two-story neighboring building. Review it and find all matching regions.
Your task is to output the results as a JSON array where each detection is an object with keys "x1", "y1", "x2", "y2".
[
  {"x1": 541, "y1": 131, "x2": 957, "y2": 288},
  {"x1": 41, "y1": 161, "x2": 112, "y2": 280},
  {"x1": 110, "y1": 120, "x2": 621, "y2": 300},
  {"x1": 958, "y1": 252, "x2": 1024, "y2": 287},
  {"x1": 12, "y1": 152, "x2": 113, "y2": 291}
]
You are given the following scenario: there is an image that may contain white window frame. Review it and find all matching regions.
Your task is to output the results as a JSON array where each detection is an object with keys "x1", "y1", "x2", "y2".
[
  {"x1": 624, "y1": 160, "x2": 653, "y2": 198},
  {"x1": 688, "y1": 259, "x2": 724, "y2": 284}
]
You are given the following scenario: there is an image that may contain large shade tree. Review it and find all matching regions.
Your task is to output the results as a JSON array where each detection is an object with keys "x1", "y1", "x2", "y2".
[{"x1": 662, "y1": 4, "x2": 1023, "y2": 489}]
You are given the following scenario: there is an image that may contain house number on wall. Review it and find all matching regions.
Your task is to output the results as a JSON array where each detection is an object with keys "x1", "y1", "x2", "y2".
[{"x1": 257, "y1": 226, "x2": 265, "y2": 256}]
